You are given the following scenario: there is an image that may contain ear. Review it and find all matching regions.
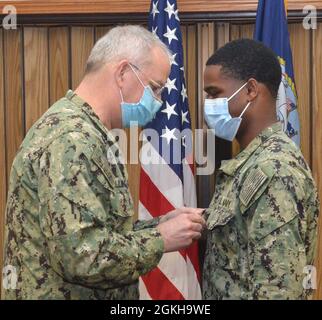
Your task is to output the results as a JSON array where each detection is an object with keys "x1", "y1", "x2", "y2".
[
  {"x1": 115, "y1": 60, "x2": 130, "y2": 88},
  {"x1": 246, "y1": 78, "x2": 259, "y2": 102}
]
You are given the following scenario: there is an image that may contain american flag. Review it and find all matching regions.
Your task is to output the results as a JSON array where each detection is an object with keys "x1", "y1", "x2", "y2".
[{"x1": 138, "y1": 0, "x2": 201, "y2": 300}]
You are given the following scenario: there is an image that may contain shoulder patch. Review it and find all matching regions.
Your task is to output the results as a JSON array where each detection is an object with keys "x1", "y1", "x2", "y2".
[
  {"x1": 240, "y1": 167, "x2": 268, "y2": 208},
  {"x1": 91, "y1": 147, "x2": 117, "y2": 188},
  {"x1": 91, "y1": 147, "x2": 127, "y2": 189}
]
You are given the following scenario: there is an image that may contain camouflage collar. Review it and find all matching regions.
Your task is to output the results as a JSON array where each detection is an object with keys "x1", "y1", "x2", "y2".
[
  {"x1": 65, "y1": 90, "x2": 116, "y2": 144},
  {"x1": 220, "y1": 122, "x2": 283, "y2": 176}
]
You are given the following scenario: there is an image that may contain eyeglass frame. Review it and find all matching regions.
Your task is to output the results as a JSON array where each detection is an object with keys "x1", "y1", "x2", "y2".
[{"x1": 128, "y1": 62, "x2": 166, "y2": 99}]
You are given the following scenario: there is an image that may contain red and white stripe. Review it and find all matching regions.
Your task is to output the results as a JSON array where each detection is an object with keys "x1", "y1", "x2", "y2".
[{"x1": 139, "y1": 141, "x2": 201, "y2": 300}]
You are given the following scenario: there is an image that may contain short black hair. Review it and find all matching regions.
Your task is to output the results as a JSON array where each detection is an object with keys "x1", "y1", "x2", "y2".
[{"x1": 206, "y1": 39, "x2": 282, "y2": 98}]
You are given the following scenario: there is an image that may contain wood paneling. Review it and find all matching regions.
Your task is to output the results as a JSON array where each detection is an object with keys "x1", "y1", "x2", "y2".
[
  {"x1": 186, "y1": 25, "x2": 197, "y2": 189},
  {"x1": 125, "y1": 139, "x2": 141, "y2": 216},
  {"x1": 95, "y1": 26, "x2": 111, "y2": 42},
  {"x1": 24, "y1": 27, "x2": 49, "y2": 131},
  {"x1": 3, "y1": 29, "x2": 24, "y2": 181},
  {"x1": 1, "y1": 29, "x2": 24, "y2": 297},
  {"x1": 289, "y1": 23, "x2": 312, "y2": 165},
  {"x1": 312, "y1": 23, "x2": 322, "y2": 300},
  {"x1": 0, "y1": 0, "x2": 321, "y2": 14},
  {"x1": 71, "y1": 27, "x2": 94, "y2": 89},
  {"x1": 197, "y1": 23, "x2": 214, "y2": 128},
  {"x1": 49, "y1": 27, "x2": 70, "y2": 104},
  {"x1": 216, "y1": 22, "x2": 230, "y2": 47},
  {"x1": 187, "y1": 25, "x2": 197, "y2": 134},
  {"x1": 0, "y1": 28, "x2": 6, "y2": 297},
  {"x1": 181, "y1": 25, "x2": 187, "y2": 80},
  {"x1": 240, "y1": 23, "x2": 255, "y2": 39}
]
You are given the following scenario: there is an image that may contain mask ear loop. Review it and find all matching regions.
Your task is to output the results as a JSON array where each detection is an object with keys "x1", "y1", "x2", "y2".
[
  {"x1": 239, "y1": 101, "x2": 252, "y2": 118},
  {"x1": 129, "y1": 63, "x2": 146, "y2": 88},
  {"x1": 129, "y1": 63, "x2": 162, "y2": 104},
  {"x1": 120, "y1": 64, "x2": 145, "y2": 103},
  {"x1": 227, "y1": 82, "x2": 248, "y2": 102},
  {"x1": 119, "y1": 88, "x2": 124, "y2": 103}
]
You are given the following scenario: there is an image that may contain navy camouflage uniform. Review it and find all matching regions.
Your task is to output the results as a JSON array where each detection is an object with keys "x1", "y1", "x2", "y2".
[
  {"x1": 203, "y1": 123, "x2": 320, "y2": 300},
  {"x1": 2, "y1": 90, "x2": 164, "y2": 299}
]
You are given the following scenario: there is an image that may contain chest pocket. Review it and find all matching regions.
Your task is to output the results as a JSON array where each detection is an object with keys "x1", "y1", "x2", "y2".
[
  {"x1": 206, "y1": 194, "x2": 237, "y2": 231},
  {"x1": 205, "y1": 193, "x2": 240, "y2": 271},
  {"x1": 91, "y1": 148, "x2": 134, "y2": 218}
]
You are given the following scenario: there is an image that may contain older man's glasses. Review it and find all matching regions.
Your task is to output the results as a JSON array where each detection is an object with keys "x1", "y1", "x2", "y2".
[{"x1": 129, "y1": 62, "x2": 166, "y2": 98}]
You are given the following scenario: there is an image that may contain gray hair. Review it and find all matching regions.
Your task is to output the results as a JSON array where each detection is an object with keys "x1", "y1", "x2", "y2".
[{"x1": 85, "y1": 25, "x2": 172, "y2": 74}]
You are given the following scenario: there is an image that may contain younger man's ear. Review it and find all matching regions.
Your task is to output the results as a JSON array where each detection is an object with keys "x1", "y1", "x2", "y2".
[{"x1": 246, "y1": 78, "x2": 259, "y2": 101}]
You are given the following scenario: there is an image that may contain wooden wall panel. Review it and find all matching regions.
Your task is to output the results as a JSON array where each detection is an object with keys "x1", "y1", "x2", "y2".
[
  {"x1": 3, "y1": 29, "x2": 24, "y2": 185},
  {"x1": 24, "y1": 27, "x2": 49, "y2": 131},
  {"x1": 49, "y1": 27, "x2": 70, "y2": 104},
  {"x1": 95, "y1": 26, "x2": 111, "y2": 42},
  {"x1": 0, "y1": 28, "x2": 6, "y2": 297},
  {"x1": 230, "y1": 24, "x2": 241, "y2": 40},
  {"x1": 186, "y1": 25, "x2": 197, "y2": 191},
  {"x1": 1, "y1": 29, "x2": 24, "y2": 298},
  {"x1": 181, "y1": 25, "x2": 188, "y2": 81},
  {"x1": 216, "y1": 23, "x2": 230, "y2": 47},
  {"x1": 289, "y1": 24, "x2": 312, "y2": 165},
  {"x1": 125, "y1": 141, "x2": 141, "y2": 214},
  {"x1": 240, "y1": 23, "x2": 255, "y2": 39},
  {"x1": 197, "y1": 23, "x2": 214, "y2": 121},
  {"x1": 126, "y1": 137, "x2": 141, "y2": 219},
  {"x1": 1, "y1": 0, "x2": 321, "y2": 14},
  {"x1": 71, "y1": 27, "x2": 94, "y2": 89},
  {"x1": 312, "y1": 23, "x2": 322, "y2": 300},
  {"x1": 187, "y1": 25, "x2": 197, "y2": 134}
]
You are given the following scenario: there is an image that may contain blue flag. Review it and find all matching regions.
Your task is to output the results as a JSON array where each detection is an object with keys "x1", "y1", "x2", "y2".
[{"x1": 254, "y1": 0, "x2": 300, "y2": 145}]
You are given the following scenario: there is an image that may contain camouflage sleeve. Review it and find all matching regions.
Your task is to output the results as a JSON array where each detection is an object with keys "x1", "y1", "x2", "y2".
[
  {"x1": 133, "y1": 217, "x2": 161, "y2": 231},
  {"x1": 239, "y1": 161, "x2": 318, "y2": 300},
  {"x1": 38, "y1": 132, "x2": 164, "y2": 290},
  {"x1": 304, "y1": 189, "x2": 320, "y2": 267}
]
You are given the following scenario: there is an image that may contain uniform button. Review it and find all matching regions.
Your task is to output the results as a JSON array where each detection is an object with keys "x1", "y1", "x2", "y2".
[{"x1": 229, "y1": 233, "x2": 236, "y2": 242}]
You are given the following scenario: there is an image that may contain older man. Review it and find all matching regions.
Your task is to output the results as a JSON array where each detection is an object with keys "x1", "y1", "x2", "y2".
[{"x1": 2, "y1": 25, "x2": 205, "y2": 300}]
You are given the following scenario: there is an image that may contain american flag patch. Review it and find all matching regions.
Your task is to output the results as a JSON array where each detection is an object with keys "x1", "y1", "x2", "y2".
[{"x1": 240, "y1": 167, "x2": 268, "y2": 207}]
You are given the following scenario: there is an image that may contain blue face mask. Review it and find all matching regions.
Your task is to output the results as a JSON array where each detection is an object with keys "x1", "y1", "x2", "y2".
[
  {"x1": 120, "y1": 64, "x2": 162, "y2": 128},
  {"x1": 204, "y1": 82, "x2": 251, "y2": 141}
]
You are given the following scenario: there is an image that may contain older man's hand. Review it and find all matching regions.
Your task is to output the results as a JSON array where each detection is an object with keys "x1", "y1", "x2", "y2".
[
  {"x1": 157, "y1": 208, "x2": 206, "y2": 253},
  {"x1": 159, "y1": 207, "x2": 205, "y2": 224}
]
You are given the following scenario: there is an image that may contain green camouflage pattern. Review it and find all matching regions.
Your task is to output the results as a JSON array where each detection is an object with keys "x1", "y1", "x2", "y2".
[
  {"x1": 203, "y1": 123, "x2": 320, "y2": 300},
  {"x1": 2, "y1": 90, "x2": 164, "y2": 300}
]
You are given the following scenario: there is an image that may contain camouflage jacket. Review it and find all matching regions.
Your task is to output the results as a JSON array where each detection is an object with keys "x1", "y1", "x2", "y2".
[
  {"x1": 2, "y1": 90, "x2": 164, "y2": 300},
  {"x1": 203, "y1": 123, "x2": 319, "y2": 300}
]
